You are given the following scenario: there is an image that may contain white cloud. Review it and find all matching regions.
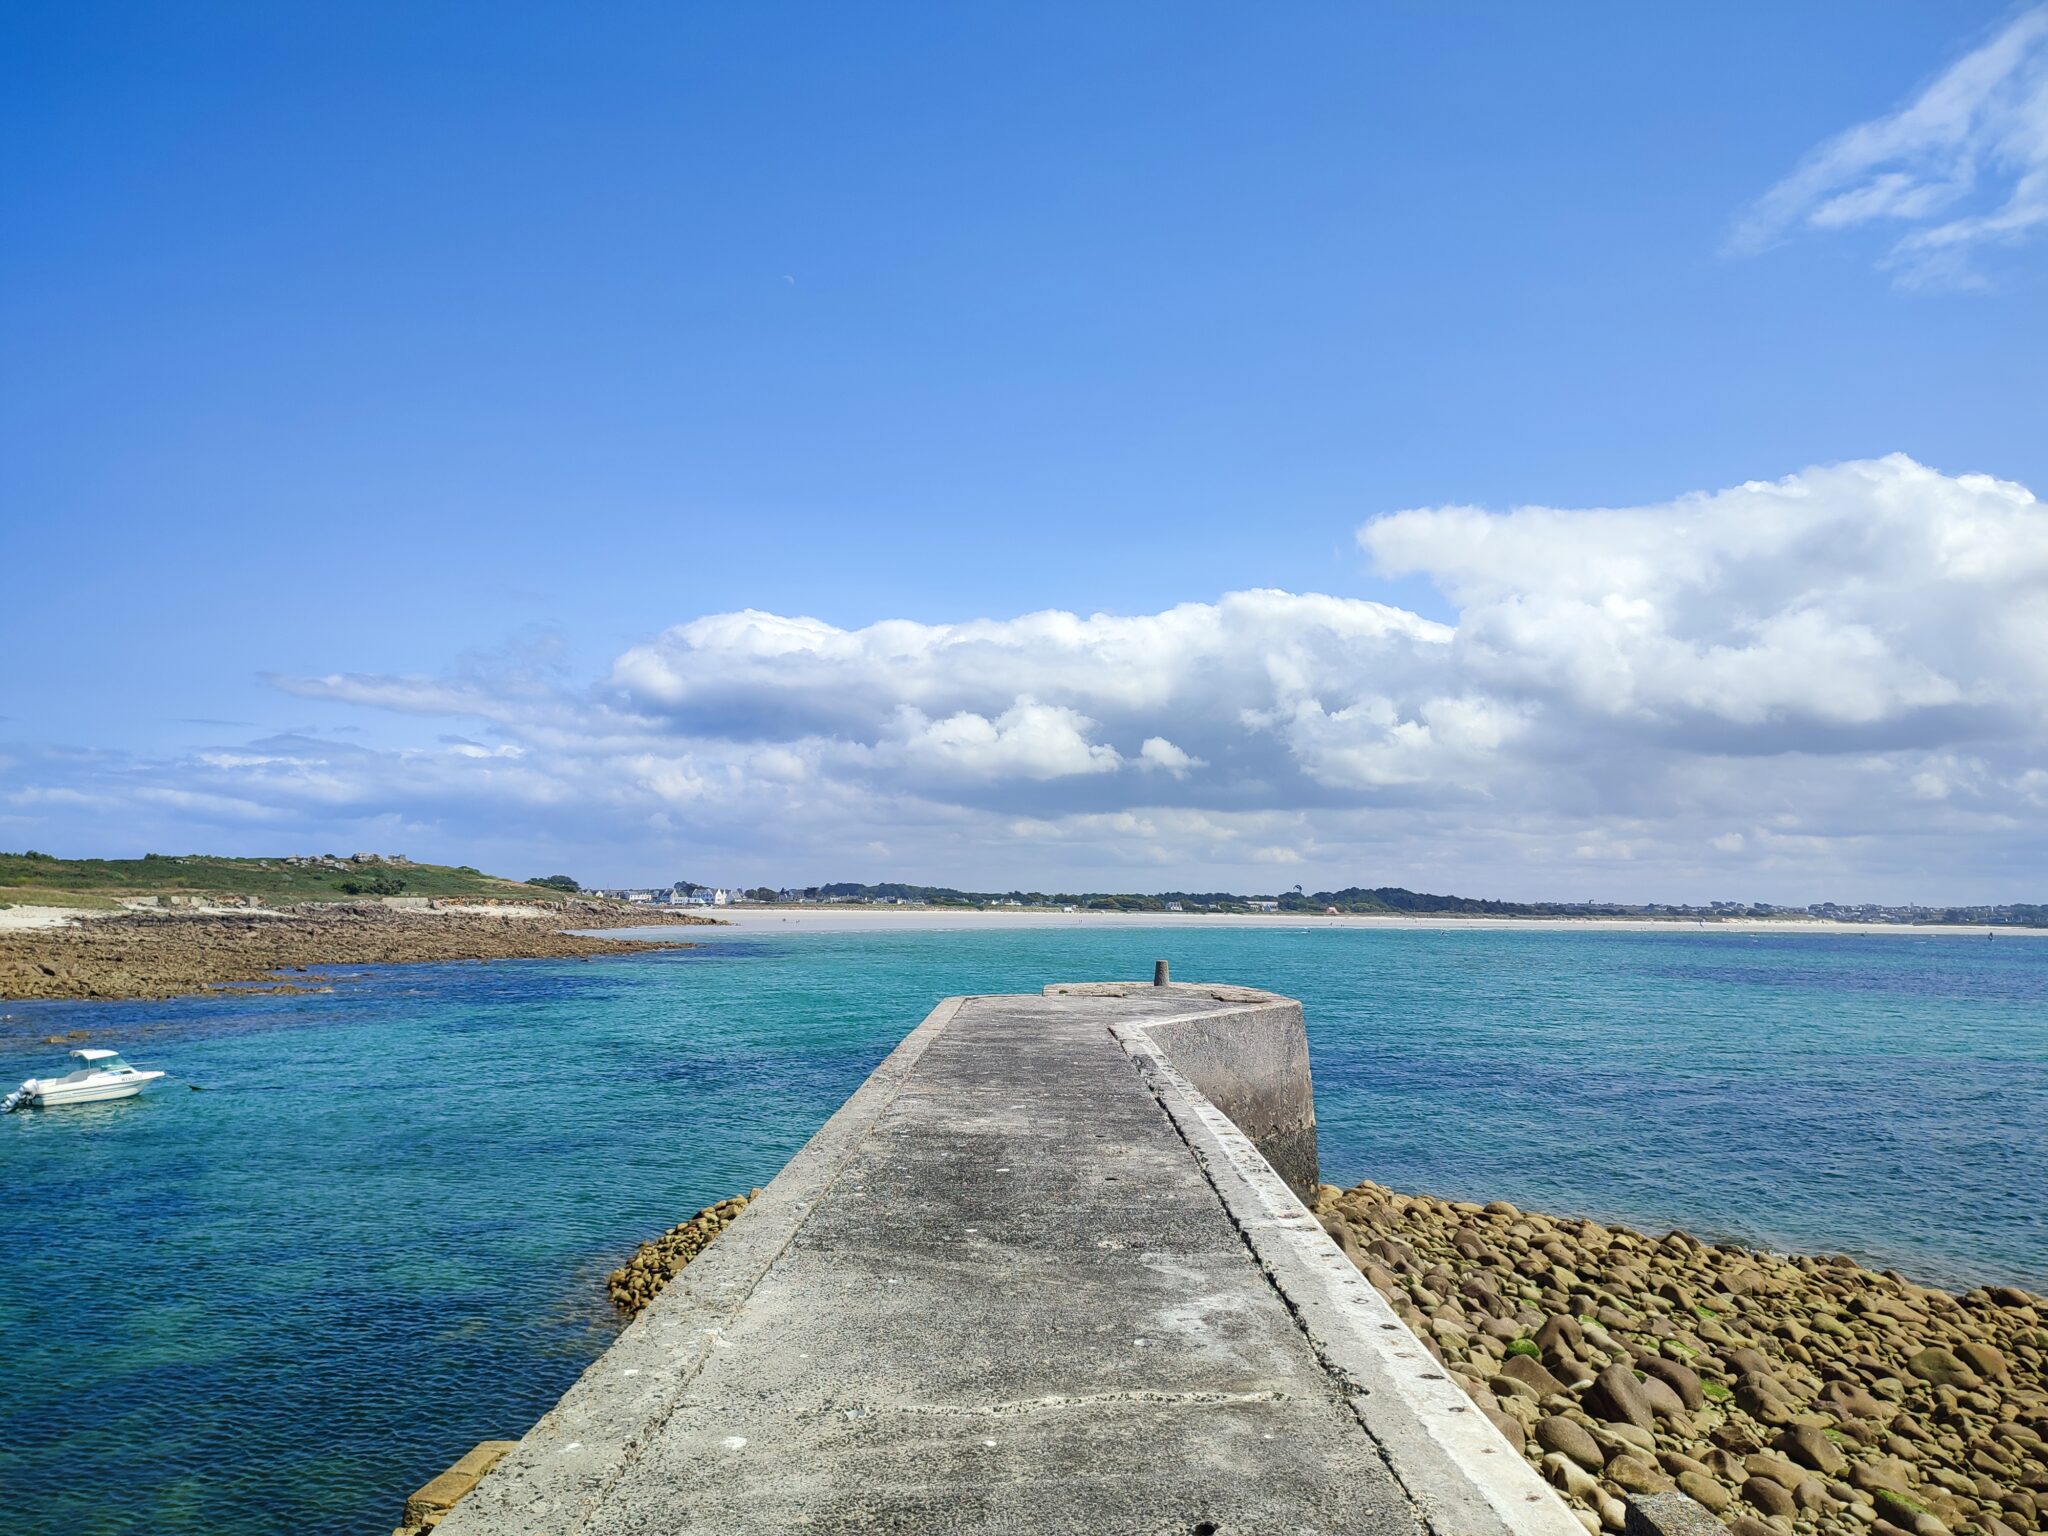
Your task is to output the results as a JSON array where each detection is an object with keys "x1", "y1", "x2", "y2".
[
  {"x1": 8, "y1": 455, "x2": 2047, "y2": 900},
  {"x1": 1137, "y1": 736, "x2": 1202, "y2": 776},
  {"x1": 892, "y1": 699, "x2": 1123, "y2": 781},
  {"x1": 1729, "y1": 6, "x2": 2048, "y2": 285},
  {"x1": 1361, "y1": 454, "x2": 2046, "y2": 741}
]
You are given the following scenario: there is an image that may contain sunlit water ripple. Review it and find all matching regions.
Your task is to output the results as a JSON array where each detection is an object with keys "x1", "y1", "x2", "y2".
[{"x1": 2, "y1": 925, "x2": 2043, "y2": 1534}]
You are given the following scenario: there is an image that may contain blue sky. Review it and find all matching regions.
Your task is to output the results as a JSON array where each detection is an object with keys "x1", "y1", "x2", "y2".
[{"x1": 5, "y1": 3, "x2": 2048, "y2": 900}]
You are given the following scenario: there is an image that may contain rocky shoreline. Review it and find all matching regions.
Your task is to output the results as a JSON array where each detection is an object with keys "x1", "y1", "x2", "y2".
[
  {"x1": 1313, "y1": 1181, "x2": 2047, "y2": 1536},
  {"x1": 0, "y1": 899, "x2": 716, "y2": 1001}
]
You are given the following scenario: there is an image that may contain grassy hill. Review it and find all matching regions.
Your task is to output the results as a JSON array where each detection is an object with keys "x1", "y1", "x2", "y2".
[{"x1": 0, "y1": 851, "x2": 548, "y2": 908}]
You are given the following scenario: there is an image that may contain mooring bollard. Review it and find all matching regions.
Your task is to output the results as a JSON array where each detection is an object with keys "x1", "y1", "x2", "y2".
[{"x1": 1154, "y1": 959, "x2": 1170, "y2": 987}]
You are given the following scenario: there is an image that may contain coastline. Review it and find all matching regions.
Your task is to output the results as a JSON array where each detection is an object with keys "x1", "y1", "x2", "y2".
[
  {"x1": 678, "y1": 906, "x2": 2047, "y2": 938},
  {"x1": 0, "y1": 898, "x2": 717, "y2": 1002}
]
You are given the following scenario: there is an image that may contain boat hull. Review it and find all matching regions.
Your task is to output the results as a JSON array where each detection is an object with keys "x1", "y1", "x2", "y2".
[{"x1": 27, "y1": 1072, "x2": 164, "y2": 1107}]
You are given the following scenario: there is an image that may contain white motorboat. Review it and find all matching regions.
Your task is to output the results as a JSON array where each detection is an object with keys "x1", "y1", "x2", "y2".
[{"x1": 3, "y1": 1048, "x2": 165, "y2": 1111}]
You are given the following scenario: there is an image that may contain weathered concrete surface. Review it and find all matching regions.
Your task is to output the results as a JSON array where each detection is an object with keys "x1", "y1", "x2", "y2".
[
  {"x1": 1622, "y1": 1492, "x2": 1729, "y2": 1536},
  {"x1": 1051, "y1": 979, "x2": 1319, "y2": 1200},
  {"x1": 439, "y1": 982, "x2": 1582, "y2": 1536}
]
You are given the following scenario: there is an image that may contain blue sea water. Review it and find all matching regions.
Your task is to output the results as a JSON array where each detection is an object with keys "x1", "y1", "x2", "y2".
[{"x1": 2, "y1": 924, "x2": 2044, "y2": 1535}]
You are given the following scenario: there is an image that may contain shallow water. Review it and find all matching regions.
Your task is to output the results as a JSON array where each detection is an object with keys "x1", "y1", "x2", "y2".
[{"x1": 2, "y1": 926, "x2": 2043, "y2": 1535}]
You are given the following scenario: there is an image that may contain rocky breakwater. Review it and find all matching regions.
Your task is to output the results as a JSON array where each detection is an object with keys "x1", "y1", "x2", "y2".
[
  {"x1": 606, "y1": 1193, "x2": 756, "y2": 1319},
  {"x1": 1313, "y1": 1181, "x2": 2047, "y2": 1536}
]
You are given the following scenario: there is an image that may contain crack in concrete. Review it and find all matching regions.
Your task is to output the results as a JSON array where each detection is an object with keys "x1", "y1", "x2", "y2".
[{"x1": 857, "y1": 1389, "x2": 1295, "y2": 1419}]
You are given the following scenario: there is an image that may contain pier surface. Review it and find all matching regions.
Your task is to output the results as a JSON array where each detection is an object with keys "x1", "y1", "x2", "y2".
[{"x1": 439, "y1": 982, "x2": 1579, "y2": 1536}]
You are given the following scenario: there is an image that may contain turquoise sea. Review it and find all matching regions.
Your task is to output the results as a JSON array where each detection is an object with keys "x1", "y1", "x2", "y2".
[{"x1": 2, "y1": 924, "x2": 2044, "y2": 1535}]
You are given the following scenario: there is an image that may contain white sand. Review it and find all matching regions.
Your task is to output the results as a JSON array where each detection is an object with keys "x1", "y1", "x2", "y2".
[{"x1": 0, "y1": 904, "x2": 103, "y2": 932}]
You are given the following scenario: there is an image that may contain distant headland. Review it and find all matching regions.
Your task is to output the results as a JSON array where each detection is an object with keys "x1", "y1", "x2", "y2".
[{"x1": 0, "y1": 851, "x2": 713, "y2": 1002}]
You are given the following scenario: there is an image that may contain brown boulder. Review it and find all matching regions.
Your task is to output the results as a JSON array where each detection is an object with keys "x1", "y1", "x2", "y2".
[
  {"x1": 1821, "y1": 1381, "x2": 1892, "y2": 1421},
  {"x1": 1604, "y1": 1454, "x2": 1669, "y2": 1494},
  {"x1": 1742, "y1": 1477, "x2": 1798, "y2": 1519},
  {"x1": 1734, "y1": 1371, "x2": 1801, "y2": 1426},
  {"x1": 1499, "y1": 1353, "x2": 1570, "y2": 1398},
  {"x1": 1582, "y1": 1363, "x2": 1657, "y2": 1433},
  {"x1": 1954, "y1": 1340, "x2": 2011, "y2": 1384},
  {"x1": 1481, "y1": 1404, "x2": 1526, "y2": 1452},
  {"x1": 1634, "y1": 1354, "x2": 1704, "y2": 1410},
  {"x1": 1636, "y1": 1373, "x2": 1689, "y2": 1423},
  {"x1": 1535, "y1": 1414, "x2": 1605, "y2": 1470},
  {"x1": 1905, "y1": 1347, "x2": 1979, "y2": 1389},
  {"x1": 1776, "y1": 1422, "x2": 1848, "y2": 1477},
  {"x1": 1489, "y1": 1371, "x2": 1541, "y2": 1403},
  {"x1": 1460, "y1": 1277, "x2": 1506, "y2": 1315},
  {"x1": 1727, "y1": 1346, "x2": 1777, "y2": 1377},
  {"x1": 1743, "y1": 1452, "x2": 1808, "y2": 1491},
  {"x1": 1676, "y1": 1471, "x2": 1732, "y2": 1512}
]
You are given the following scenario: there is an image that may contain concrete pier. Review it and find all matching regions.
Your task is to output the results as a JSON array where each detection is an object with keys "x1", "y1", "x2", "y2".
[{"x1": 438, "y1": 980, "x2": 1583, "y2": 1536}]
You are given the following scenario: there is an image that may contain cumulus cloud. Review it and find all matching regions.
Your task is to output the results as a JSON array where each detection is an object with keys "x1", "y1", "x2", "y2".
[
  {"x1": 1362, "y1": 455, "x2": 2047, "y2": 742},
  {"x1": 1729, "y1": 6, "x2": 2048, "y2": 285},
  {"x1": 1137, "y1": 737, "x2": 1202, "y2": 776},
  {"x1": 892, "y1": 699, "x2": 1123, "y2": 781},
  {"x1": 6, "y1": 455, "x2": 2047, "y2": 898}
]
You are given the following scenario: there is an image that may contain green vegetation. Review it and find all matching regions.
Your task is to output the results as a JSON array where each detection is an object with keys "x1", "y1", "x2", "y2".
[
  {"x1": 338, "y1": 870, "x2": 409, "y2": 897},
  {"x1": 527, "y1": 874, "x2": 581, "y2": 892},
  {"x1": 0, "y1": 851, "x2": 547, "y2": 906},
  {"x1": 0, "y1": 885, "x2": 124, "y2": 910},
  {"x1": 1874, "y1": 1489, "x2": 1930, "y2": 1522}
]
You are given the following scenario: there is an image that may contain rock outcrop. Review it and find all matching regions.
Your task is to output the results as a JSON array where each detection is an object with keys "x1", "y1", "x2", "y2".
[{"x1": 0, "y1": 900, "x2": 711, "y2": 1001}]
